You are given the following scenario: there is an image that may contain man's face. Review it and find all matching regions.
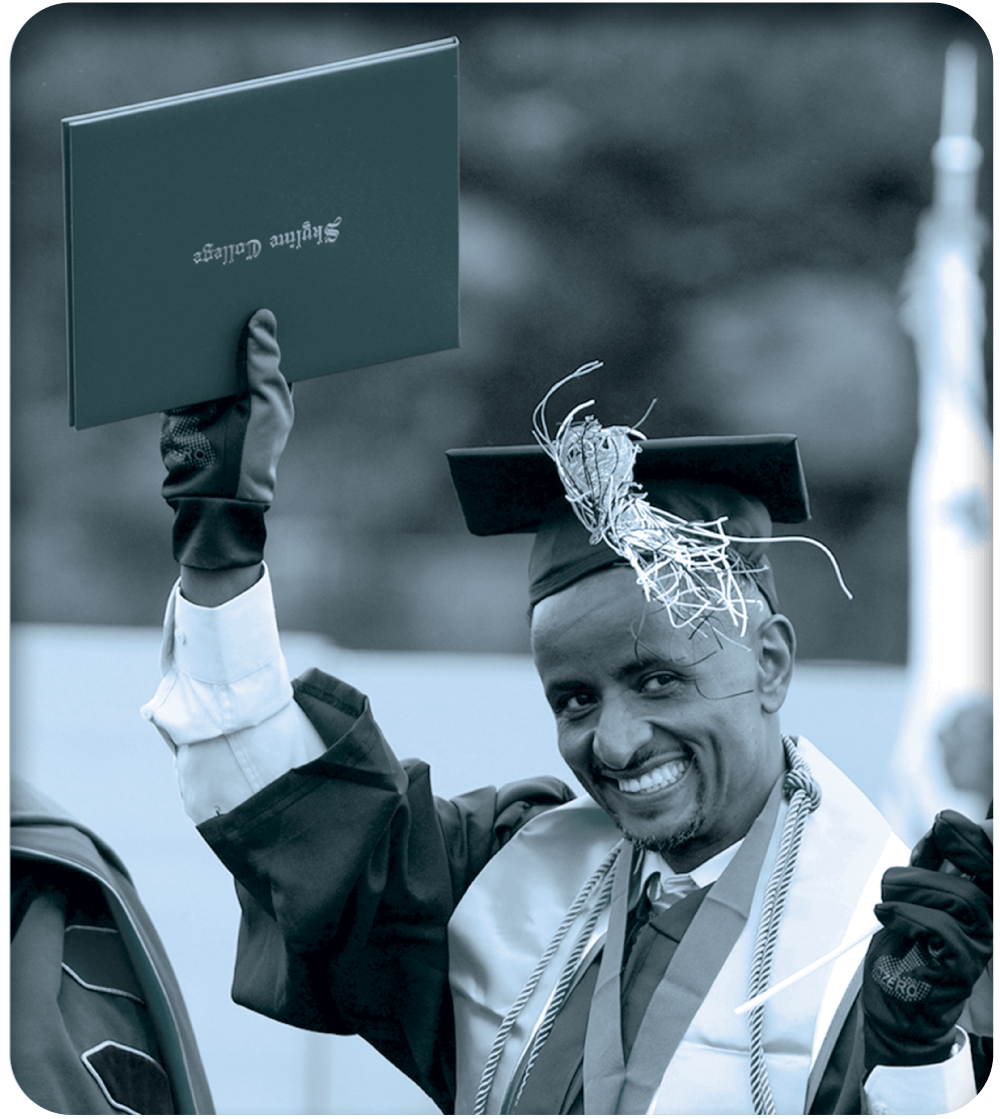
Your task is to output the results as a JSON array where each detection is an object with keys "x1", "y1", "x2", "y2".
[{"x1": 530, "y1": 566, "x2": 790, "y2": 870}]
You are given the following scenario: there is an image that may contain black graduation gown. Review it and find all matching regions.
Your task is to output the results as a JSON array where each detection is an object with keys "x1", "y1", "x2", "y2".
[{"x1": 199, "y1": 668, "x2": 986, "y2": 1113}]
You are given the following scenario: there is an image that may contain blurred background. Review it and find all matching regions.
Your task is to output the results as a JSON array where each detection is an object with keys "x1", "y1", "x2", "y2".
[
  {"x1": 11, "y1": 2, "x2": 992, "y2": 659},
  {"x1": 8, "y1": 3, "x2": 993, "y2": 1115}
]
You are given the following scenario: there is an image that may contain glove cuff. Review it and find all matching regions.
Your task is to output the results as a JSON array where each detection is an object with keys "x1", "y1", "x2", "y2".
[
  {"x1": 169, "y1": 497, "x2": 268, "y2": 570},
  {"x1": 865, "y1": 1025, "x2": 958, "y2": 1075}
]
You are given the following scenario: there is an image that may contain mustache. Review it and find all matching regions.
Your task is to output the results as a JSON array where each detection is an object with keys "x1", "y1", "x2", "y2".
[{"x1": 591, "y1": 742, "x2": 694, "y2": 780}]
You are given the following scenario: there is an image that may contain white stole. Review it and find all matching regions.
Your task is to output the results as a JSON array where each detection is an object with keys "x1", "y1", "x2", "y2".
[{"x1": 448, "y1": 738, "x2": 908, "y2": 1114}]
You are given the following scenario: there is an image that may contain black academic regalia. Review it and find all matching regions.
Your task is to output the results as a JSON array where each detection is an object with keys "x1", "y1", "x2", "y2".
[
  {"x1": 10, "y1": 777, "x2": 214, "y2": 1115},
  {"x1": 199, "y1": 669, "x2": 987, "y2": 1114}
]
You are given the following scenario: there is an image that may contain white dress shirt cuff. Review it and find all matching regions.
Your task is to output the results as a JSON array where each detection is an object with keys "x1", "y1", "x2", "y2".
[
  {"x1": 863, "y1": 1029, "x2": 978, "y2": 1114},
  {"x1": 141, "y1": 566, "x2": 293, "y2": 744},
  {"x1": 141, "y1": 566, "x2": 327, "y2": 823}
]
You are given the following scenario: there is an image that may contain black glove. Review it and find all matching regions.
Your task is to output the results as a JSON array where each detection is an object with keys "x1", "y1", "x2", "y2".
[
  {"x1": 863, "y1": 811, "x2": 992, "y2": 1071},
  {"x1": 160, "y1": 309, "x2": 293, "y2": 569}
]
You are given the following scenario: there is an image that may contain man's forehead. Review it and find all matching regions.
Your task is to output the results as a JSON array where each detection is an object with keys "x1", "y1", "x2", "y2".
[{"x1": 532, "y1": 566, "x2": 751, "y2": 663}]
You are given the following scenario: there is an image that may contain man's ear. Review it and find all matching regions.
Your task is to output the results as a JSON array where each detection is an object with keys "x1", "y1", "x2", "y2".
[{"x1": 756, "y1": 614, "x2": 796, "y2": 713}]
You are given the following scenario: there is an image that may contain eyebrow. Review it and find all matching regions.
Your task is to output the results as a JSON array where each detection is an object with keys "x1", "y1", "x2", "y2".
[{"x1": 542, "y1": 654, "x2": 689, "y2": 699}]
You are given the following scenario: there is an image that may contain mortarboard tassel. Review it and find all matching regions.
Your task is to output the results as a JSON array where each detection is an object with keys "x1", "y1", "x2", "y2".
[{"x1": 532, "y1": 364, "x2": 851, "y2": 636}]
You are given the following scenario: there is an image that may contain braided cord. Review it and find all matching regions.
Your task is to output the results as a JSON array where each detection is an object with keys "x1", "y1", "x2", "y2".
[
  {"x1": 509, "y1": 866, "x2": 618, "y2": 1111},
  {"x1": 746, "y1": 736, "x2": 822, "y2": 1114},
  {"x1": 473, "y1": 841, "x2": 624, "y2": 1114}
]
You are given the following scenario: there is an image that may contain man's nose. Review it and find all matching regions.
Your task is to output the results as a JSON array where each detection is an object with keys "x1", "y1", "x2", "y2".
[{"x1": 592, "y1": 701, "x2": 654, "y2": 770}]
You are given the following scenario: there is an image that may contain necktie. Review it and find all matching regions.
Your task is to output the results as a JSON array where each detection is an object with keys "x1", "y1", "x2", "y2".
[
  {"x1": 625, "y1": 871, "x2": 697, "y2": 961},
  {"x1": 646, "y1": 871, "x2": 698, "y2": 912}
]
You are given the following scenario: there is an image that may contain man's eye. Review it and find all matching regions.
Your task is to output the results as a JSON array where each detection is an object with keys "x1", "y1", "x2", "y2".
[
  {"x1": 557, "y1": 691, "x2": 595, "y2": 714},
  {"x1": 640, "y1": 673, "x2": 680, "y2": 695}
]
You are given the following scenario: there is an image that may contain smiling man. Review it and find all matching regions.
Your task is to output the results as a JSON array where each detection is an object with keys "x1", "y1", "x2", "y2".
[
  {"x1": 530, "y1": 564, "x2": 790, "y2": 870},
  {"x1": 142, "y1": 312, "x2": 991, "y2": 1114}
]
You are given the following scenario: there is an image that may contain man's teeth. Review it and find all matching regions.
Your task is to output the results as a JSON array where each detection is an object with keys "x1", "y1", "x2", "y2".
[{"x1": 617, "y1": 759, "x2": 690, "y2": 794}]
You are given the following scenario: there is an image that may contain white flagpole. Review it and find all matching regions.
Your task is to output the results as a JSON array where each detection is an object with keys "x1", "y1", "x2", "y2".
[{"x1": 880, "y1": 43, "x2": 992, "y2": 845}]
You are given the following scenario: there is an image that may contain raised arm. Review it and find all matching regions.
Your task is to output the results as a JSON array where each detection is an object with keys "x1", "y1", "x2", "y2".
[
  {"x1": 142, "y1": 309, "x2": 321, "y2": 822},
  {"x1": 142, "y1": 315, "x2": 575, "y2": 1107}
]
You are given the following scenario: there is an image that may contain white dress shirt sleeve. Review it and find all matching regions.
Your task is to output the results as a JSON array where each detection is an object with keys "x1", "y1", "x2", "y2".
[{"x1": 140, "y1": 565, "x2": 327, "y2": 824}]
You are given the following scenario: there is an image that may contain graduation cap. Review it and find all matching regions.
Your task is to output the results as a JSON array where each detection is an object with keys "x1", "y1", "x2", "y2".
[
  {"x1": 446, "y1": 434, "x2": 811, "y2": 617},
  {"x1": 447, "y1": 435, "x2": 810, "y2": 535}
]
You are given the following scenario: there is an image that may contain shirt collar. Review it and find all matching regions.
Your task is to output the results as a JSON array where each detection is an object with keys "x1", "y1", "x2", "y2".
[{"x1": 638, "y1": 838, "x2": 744, "y2": 891}]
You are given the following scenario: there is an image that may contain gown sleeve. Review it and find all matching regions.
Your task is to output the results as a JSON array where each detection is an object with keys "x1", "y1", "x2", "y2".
[{"x1": 198, "y1": 666, "x2": 574, "y2": 1113}]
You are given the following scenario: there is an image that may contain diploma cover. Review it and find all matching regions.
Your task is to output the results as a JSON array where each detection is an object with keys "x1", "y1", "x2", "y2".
[{"x1": 63, "y1": 38, "x2": 459, "y2": 429}]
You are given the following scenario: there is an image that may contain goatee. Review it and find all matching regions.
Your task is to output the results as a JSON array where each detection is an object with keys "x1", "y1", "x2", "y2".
[{"x1": 623, "y1": 811, "x2": 706, "y2": 858}]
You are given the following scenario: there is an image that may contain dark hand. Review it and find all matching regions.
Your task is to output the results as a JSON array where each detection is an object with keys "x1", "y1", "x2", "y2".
[
  {"x1": 863, "y1": 811, "x2": 992, "y2": 1071},
  {"x1": 160, "y1": 309, "x2": 293, "y2": 569}
]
